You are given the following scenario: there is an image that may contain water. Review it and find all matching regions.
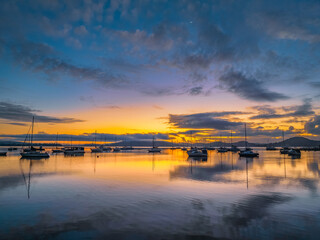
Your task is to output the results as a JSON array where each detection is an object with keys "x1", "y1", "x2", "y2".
[{"x1": 0, "y1": 148, "x2": 320, "y2": 239}]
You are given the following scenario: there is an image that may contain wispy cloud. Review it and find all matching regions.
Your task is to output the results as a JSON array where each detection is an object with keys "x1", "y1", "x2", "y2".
[
  {"x1": 218, "y1": 69, "x2": 289, "y2": 102},
  {"x1": 168, "y1": 112, "x2": 245, "y2": 130},
  {"x1": 250, "y1": 99, "x2": 314, "y2": 120},
  {"x1": 0, "y1": 102, "x2": 84, "y2": 123}
]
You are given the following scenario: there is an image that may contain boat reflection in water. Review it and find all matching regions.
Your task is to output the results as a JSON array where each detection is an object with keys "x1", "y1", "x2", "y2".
[
  {"x1": 19, "y1": 158, "x2": 48, "y2": 199},
  {"x1": 0, "y1": 149, "x2": 320, "y2": 239}
]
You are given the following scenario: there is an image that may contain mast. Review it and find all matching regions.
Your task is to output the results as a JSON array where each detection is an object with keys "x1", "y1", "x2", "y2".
[
  {"x1": 282, "y1": 130, "x2": 285, "y2": 147},
  {"x1": 30, "y1": 116, "x2": 34, "y2": 147},
  {"x1": 56, "y1": 132, "x2": 58, "y2": 149},
  {"x1": 94, "y1": 130, "x2": 97, "y2": 147},
  {"x1": 230, "y1": 130, "x2": 233, "y2": 146},
  {"x1": 152, "y1": 134, "x2": 155, "y2": 148},
  {"x1": 244, "y1": 123, "x2": 247, "y2": 149}
]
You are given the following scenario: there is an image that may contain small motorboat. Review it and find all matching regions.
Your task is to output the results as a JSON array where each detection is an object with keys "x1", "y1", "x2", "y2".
[
  {"x1": 102, "y1": 147, "x2": 112, "y2": 152},
  {"x1": 121, "y1": 146, "x2": 134, "y2": 150},
  {"x1": 239, "y1": 149, "x2": 259, "y2": 158},
  {"x1": 64, "y1": 147, "x2": 85, "y2": 155},
  {"x1": 217, "y1": 147, "x2": 228, "y2": 153},
  {"x1": 91, "y1": 147, "x2": 103, "y2": 153},
  {"x1": 288, "y1": 149, "x2": 301, "y2": 157},
  {"x1": 230, "y1": 145, "x2": 240, "y2": 152},
  {"x1": 206, "y1": 147, "x2": 215, "y2": 150},
  {"x1": 280, "y1": 147, "x2": 289, "y2": 154},
  {"x1": 181, "y1": 147, "x2": 188, "y2": 151},
  {"x1": 8, "y1": 147, "x2": 18, "y2": 151},
  {"x1": 148, "y1": 147, "x2": 161, "y2": 153},
  {"x1": 113, "y1": 147, "x2": 121, "y2": 152},
  {"x1": 187, "y1": 148, "x2": 208, "y2": 157},
  {"x1": 266, "y1": 146, "x2": 277, "y2": 151},
  {"x1": 52, "y1": 148, "x2": 64, "y2": 153},
  {"x1": 0, "y1": 152, "x2": 7, "y2": 156}
]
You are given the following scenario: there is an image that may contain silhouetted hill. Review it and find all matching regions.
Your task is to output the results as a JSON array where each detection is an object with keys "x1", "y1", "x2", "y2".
[{"x1": 272, "y1": 137, "x2": 320, "y2": 147}]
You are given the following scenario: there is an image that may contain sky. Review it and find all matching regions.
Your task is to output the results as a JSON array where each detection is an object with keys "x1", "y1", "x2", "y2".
[{"x1": 0, "y1": 0, "x2": 320, "y2": 144}]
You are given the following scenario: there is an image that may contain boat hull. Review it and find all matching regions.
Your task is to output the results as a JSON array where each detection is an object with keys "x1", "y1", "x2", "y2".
[
  {"x1": 20, "y1": 152, "x2": 50, "y2": 158},
  {"x1": 148, "y1": 149, "x2": 161, "y2": 153},
  {"x1": 188, "y1": 153, "x2": 207, "y2": 157},
  {"x1": 52, "y1": 149, "x2": 64, "y2": 153},
  {"x1": 91, "y1": 148, "x2": 103, "y2": 153},
  {"x1": 64, "y1": 151, "x2": 85, "y2": 155},
  {"x1": 239, "y1": 151, "x2": 259, "y2": 158}
]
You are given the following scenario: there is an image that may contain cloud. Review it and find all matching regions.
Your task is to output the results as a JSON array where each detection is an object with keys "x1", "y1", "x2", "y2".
[
  {"x1": 74, "y1": 25, "x2": 88, "y2": 36},
  {"x1": 250, "y1": 99, "x2": 315, "y2": 120},
  {"x1": 188, "y1": 86, "x2": 203, "y2": 95},
  {"x1": 0, "y1": 102, "x2": 84, "y2": 123},
  {"x1": 4, "y1": 122, "x2": 27, "y2": 126},
  {"x1": 249, "y1": 2, "x2": 320, "y2": 43},
  {"x1": 305, "y1": 115, "x2": 320, "y2": 135},
  {"x1": 168, "y1": 112, "x2": 244, "y2": 130},
  {"x1": 218, "y1": 69, "x2": 289, "y2": 102},
  {"x1": 5, "y1": 39, "x2": 128, "y2": 87}
]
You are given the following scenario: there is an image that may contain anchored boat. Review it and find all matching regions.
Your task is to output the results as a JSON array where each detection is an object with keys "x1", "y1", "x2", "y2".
[
  {"x1": 20, "y1": 117, "x2": 50, "y2": 158},
  {"x1": 239, "y1": 123, "x2": 259, "y2": 158},
  {"x1": 187, "y1": 148, "x2": 208, "y2": 157},
  {"x1": 148, "y1": 134, "x2": 161, "y2": 153}
]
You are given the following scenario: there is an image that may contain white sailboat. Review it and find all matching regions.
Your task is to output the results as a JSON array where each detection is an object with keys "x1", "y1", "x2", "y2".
[
  {"x1": 20, "y1": 117, "x2": 50, "y2": 158},
  {"x1": 280, "y1": 131, "x2": 289, "y2": 154},
  {"x1": 91, "y1": 130, "x2": 103, "y2": 153},
  {"x1": 239, "y1": 123, "x2": 259, "y2": 158},
  {"x1": 217, "y1": 134, "x2": 228, "y2": 152},
  {"x1": 229, "y1": 130, "x2": 240, "y2": 152},
  {"x1": 52, "y1": 133, "x2": 63, "y2": 153},
  {"x1": 148, "y1": 134, "x2": 161, "y2": 153}
]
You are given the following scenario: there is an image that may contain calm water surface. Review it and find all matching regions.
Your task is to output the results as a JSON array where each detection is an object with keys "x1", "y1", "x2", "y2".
[{"x1": 0, "y1": 148, "x2": 320, "y2": 239}]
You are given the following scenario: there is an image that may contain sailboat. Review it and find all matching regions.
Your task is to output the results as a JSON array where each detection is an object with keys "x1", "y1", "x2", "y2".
[
  {"x1": 280, "y1": 131, "x2": 289, "y2": 154},
  {"x1": 169, "y1": 140, "x2": 176, "y2": 150},
  {"x1": 91, "y1": 130, "x2": 103, "y2": 153},
  {"x1": 20, "y1": 117, "x2": 50, "y2": 158},
  {"x1": 206, "y1": 136, "x2": 215, "y2": 150},
  {"x1": 217, "y1": 134, "x2": 228, "y2": 152},
  {"x1": 121, "y1": 137, "x2": 134, "y2": 150},
  {"x1": 52, "y1": 133, "x2": 63, "y2": 153},
  {"x1": 64, "y1": 137, "x2": 85, "y2": 155},
  {"x1": 102, "y1": 136, "x2": 112, "y2": 152},
  {"x1": 229, "y1": 130, "x2": 240, "y2": 152},
  {"x1": 187, "y1": 132, "x2": 208, "y2": 157},
  {"x1": 239, "y1": 123, "x2": 259, "y2": 158},
  {"x1": 148, "y1": 134, "x2": 161, "y2": 153}
]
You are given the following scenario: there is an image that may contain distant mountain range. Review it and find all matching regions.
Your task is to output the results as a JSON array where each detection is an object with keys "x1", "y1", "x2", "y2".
[{"x1": 1, "y1": 137, "x2": 319, "y2": 147}]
